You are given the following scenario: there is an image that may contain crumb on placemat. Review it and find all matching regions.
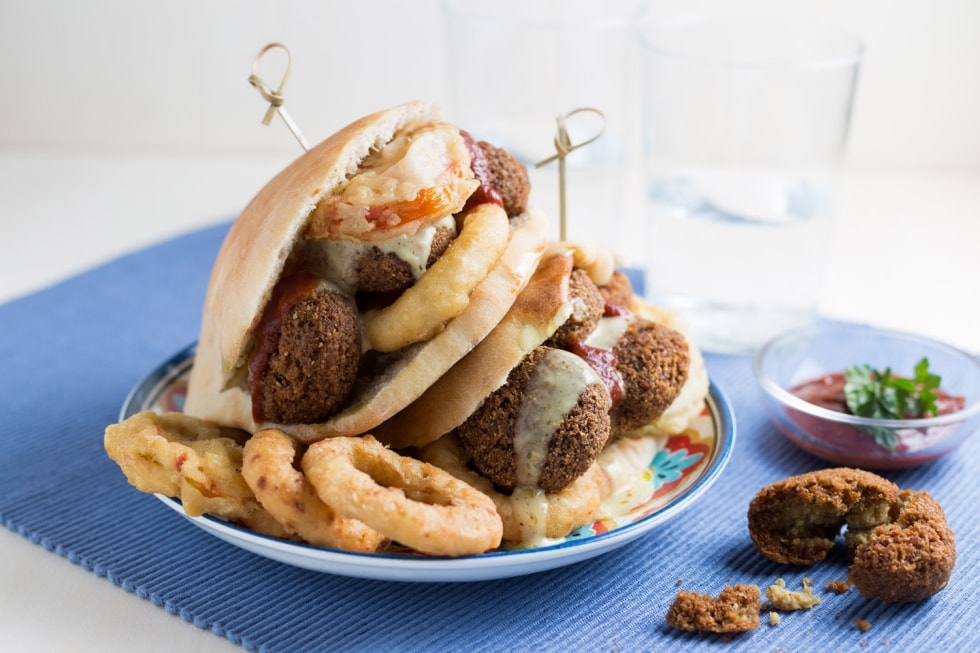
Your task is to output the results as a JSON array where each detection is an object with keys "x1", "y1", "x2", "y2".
[
  {"x1": 768, "y1": 611, "x2": 781, "y2": 627},
  {"x1": 665, "y1": 584, "x2": 762, "y2": 633},
  {"x1": 766, "y1": 577, "x2": 821, "y2": 611},
  {"x1": 825, "y1": 579, "x2": 852, "y2": 593},
  {"x1": 856, "y1": 618, "x2": 872, "y2": 632}
]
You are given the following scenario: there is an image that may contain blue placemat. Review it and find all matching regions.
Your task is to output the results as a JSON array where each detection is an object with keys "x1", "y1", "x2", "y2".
[{"x1": 1, "y1": 223, "x2": 977, "y2": 652}]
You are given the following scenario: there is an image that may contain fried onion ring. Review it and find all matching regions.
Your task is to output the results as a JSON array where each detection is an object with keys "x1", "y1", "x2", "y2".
[
  {"x1": 420, "y1": 435, "x2": 609, "y2": 544},
  {"x1": 362, "y1": 202, "x2": 510, "y2": 353},
  {"x1": 242, "y1": 429, "x2": 386, "y2": 552},
  {"x1": 302, "y1": 435, "x2": 502, "y2": 556},
  {"x1": 104, "y1": 411, "x2": 287, "y2": 537}
]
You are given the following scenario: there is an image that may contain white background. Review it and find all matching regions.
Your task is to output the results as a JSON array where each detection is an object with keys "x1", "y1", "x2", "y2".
[
  {"x1": 1, "y1": 0, "x2": 978, "y2": 354},
  {"x1": 0, "y1": 1, "x2": 978, "y2": 651},
  {"x1": 1, "y1": 0, "x2": 978, "y2": 167}
]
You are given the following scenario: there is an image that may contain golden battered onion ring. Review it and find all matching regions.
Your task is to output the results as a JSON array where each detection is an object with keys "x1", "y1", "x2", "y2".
[
  {"x1": 362, "y1": 203, "x2": 510, "y2": 353},
  {"x1": 420, "y1": 435, "x2": 609, "y2": 544},
  {"x1": 302, "y1": 435, "x2": 502, "y2": 556},
  {"x1": 103, "y1": 411, "x2": 287, "y2": 537},
  {"x1": 242, "y1": 429, "x2": 385, "y2": 552}
]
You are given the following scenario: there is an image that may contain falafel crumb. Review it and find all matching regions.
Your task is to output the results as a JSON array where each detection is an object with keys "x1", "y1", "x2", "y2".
[
  {"x1": 665, "y1": 584, "x2": 762, "y2": 633},
  {"x1": 768, "y1": 611, "x2": 781, "y2": 627},
  {"x1": 766, "y1": 577, "x2": 822, "y2": 611},
  {"x1": 856, "y1": 618, "x2": 872, "y2": 632},
  {"x1": 825, "y1": 579, "x2": 853, "y2": 593}
]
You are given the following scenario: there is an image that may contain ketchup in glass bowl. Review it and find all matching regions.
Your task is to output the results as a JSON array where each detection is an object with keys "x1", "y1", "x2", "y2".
[{"x1": 753, "y1": 323, "x2": 980, "y2": 469}]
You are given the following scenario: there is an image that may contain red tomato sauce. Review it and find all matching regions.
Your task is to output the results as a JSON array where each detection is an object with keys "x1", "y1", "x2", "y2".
[
  {"x1": 781, "y1": 372, "x2": 965, "y2": 468},
  {"x1": 790, "y1": 372, "x2": 964, "y2": 417},
  {"x1": 460, "y1": 130, "x2": 503, "y2": 212},
  {"x1": 570, "y1": 342, "x2": 624, "y2": 407},
  {"x1": 247, "y1": 271, "x2": 321, "y2": 422}
]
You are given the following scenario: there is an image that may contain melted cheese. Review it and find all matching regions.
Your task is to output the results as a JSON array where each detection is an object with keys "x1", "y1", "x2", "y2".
[
  {"x1": 350, "y1": 121, "x2": 470, "y2": 202},
  {"x1": 309, "y1": 121, "x2": 478, "y2": 240}
]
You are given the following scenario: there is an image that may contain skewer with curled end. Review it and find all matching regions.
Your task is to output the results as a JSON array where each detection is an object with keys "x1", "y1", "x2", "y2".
[
  {"x1": 248, "y1": 42, "x2": 310, "y2": 151},
  {"x1": 535, "y1": 107, "x2": 606, "y2": 241}
]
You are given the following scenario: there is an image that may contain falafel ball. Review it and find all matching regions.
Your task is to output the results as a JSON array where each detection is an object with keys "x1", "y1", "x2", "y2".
[
  {"x1": 257, "y1": 285, "x2": 361, "y2": 424},
  {"x1": 456, "y1": 346, "x2": 612, "y2": 493},
  {"x1": 546, "y1": 268, "x2": 605, "y2": 349},
  {"x1": 478, "y1": 140, "x2": 531, "y2": 217},
  {"x1": 598, "y1": 269, "x2": 634, "y2": 310},
  {"x1": 349, "y1": 223, "x2": 456, "y2": 294},
  {"x1": 611, "y1": 319, "x2": 689, "y2": 433},
  {"x1": 848, "y1": 489, "x2": 956, "y2": 603}
]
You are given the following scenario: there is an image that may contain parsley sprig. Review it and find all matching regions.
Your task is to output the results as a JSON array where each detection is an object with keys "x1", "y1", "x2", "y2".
[{"x1": 842, "y1": 358, "x2": 941, "y2": 450}]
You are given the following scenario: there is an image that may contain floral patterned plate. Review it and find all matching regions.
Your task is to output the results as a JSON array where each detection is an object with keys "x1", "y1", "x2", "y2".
[{"x1": 121, "y1": 344, "x2": 735, "y2": 582}]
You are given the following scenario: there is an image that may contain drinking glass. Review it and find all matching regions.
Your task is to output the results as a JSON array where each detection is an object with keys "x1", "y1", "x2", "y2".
[{"x1": 639, "y1": 13, "x2": 862, "y2": 353}]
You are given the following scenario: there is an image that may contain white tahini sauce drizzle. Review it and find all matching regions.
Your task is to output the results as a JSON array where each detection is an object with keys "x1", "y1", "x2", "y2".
[
  {"x1": 513, "y1": 349, "x2": 602, "y2": 488},
  {"x1": 304, "y1": 214, "x2": 456, "y2": 289},
  {"x1": 509, "y1": 486, "x2": 551, "y2": 546},
  {"x1": 596, "y1": 435, "x2": 662, "y2": 520},
  {"x1": 374, "y1": 213, "x2": 457, "y2": 279},
  {"x1": 584, "y1": 314, "x2": 633, "y2": 351}
]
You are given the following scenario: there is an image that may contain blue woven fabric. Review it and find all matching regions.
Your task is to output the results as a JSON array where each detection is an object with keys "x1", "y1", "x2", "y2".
[{"x1": 1, "y1": 223, "x2": 977, "y2": 652}]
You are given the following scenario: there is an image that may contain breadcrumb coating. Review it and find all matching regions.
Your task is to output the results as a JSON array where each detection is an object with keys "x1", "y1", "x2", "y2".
[
  {"x1": 749, "y1": 468, "x2": 956, "y2": 603},
  {"x1": 665, "y1": 585, "x2": 762, "y2": 633}
]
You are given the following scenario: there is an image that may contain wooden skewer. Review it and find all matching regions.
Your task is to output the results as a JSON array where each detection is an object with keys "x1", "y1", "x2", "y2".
[
  {"x1": 535, "y1": 107, "x2": 606, "y2": 241},
  {"x1": 247, "y1": 43, "x2": 310, "y2": 151}
]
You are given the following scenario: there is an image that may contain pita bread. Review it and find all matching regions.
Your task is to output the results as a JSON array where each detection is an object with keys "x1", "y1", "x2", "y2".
[
  {"x1": 201, "y1": 100, "x2": 441, "y2": 389},
  {"x1": 184, "y1": 101, "x2": 548, "y2": 440},
  {"x1": 374, "y1": 250, "x2": 576, "y2": 449},
  {"x1": 281, "y1": 209, "x2": 547, "y2": 442},
  {"x1": 374, "y1": 247, "x2": 712, "y2": 450}
]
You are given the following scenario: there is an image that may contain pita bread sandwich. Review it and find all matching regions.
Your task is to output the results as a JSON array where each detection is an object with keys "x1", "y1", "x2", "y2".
[{"x1": 184, "y1": 100, "x2": 548, "y2": 442}]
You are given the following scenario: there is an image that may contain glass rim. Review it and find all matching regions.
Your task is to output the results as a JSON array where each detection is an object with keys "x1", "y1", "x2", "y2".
[{"x1": 639, "y1": 13, "x2": 864, "y2": 71}]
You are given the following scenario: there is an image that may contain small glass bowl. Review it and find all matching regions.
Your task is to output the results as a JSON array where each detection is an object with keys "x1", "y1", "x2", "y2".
[{"x1": 753, "y1": 323, "x2": 980, "y2": 469}]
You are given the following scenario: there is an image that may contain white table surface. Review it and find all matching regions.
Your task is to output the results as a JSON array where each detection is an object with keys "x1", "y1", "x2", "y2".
[{"x1": 1, "y1": 150, "x2": 977, "y2": 651}]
